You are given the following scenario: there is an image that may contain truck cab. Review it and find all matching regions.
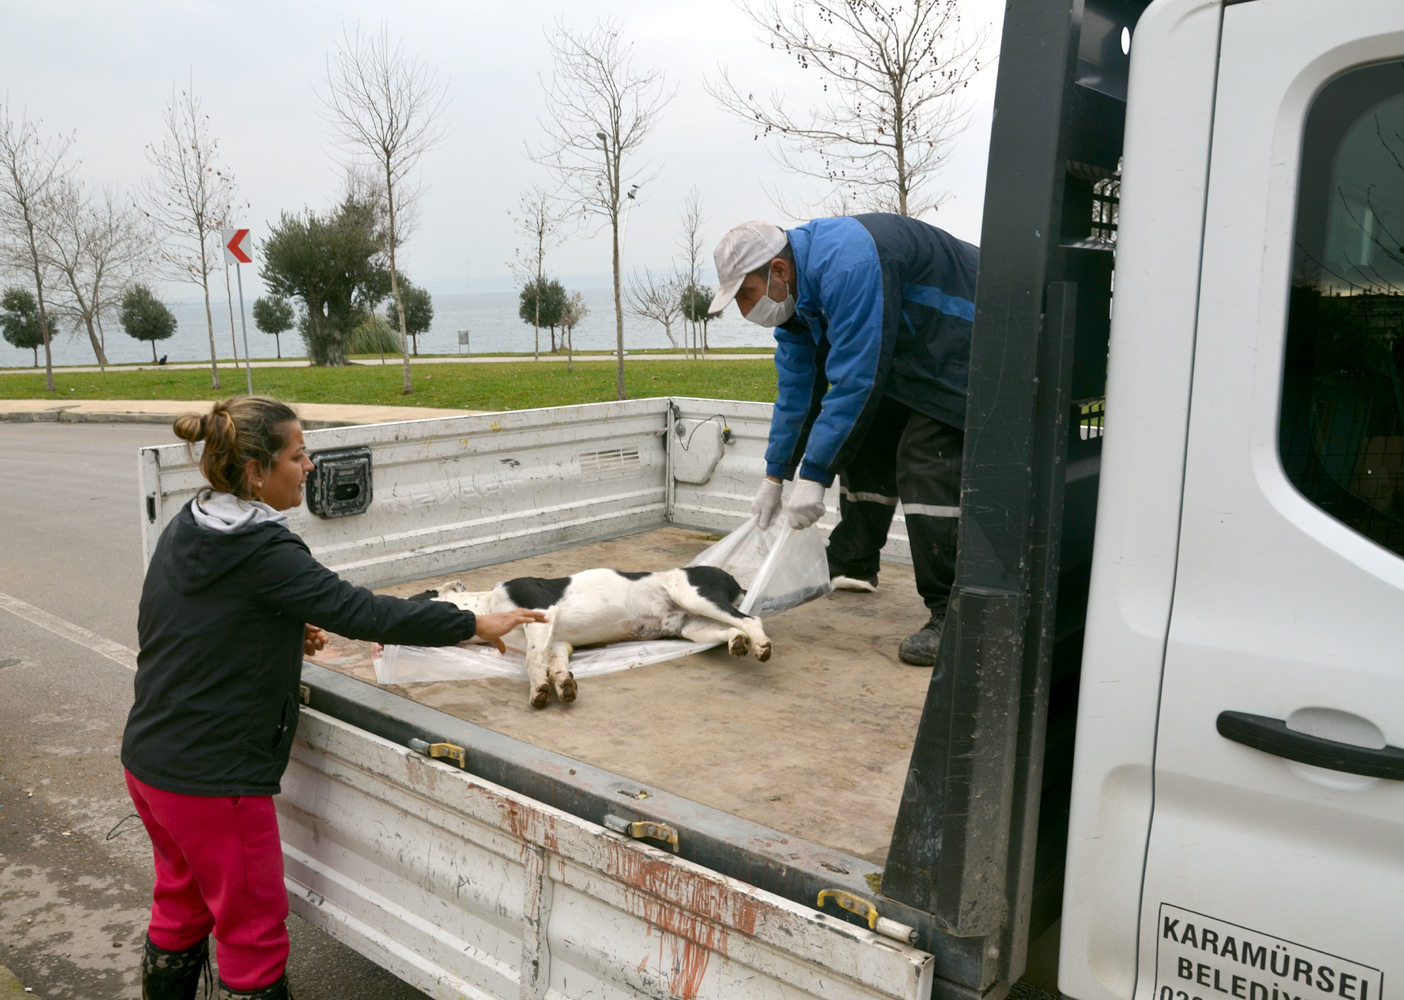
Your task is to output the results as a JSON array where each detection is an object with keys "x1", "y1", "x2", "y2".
[{"x1": 1060, "y1": 2, "x2": 1404, "y2": 998}]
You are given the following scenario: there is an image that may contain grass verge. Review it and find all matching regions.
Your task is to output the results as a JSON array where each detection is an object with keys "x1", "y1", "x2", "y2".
[{"x1": 0, "y1": 358, "x2": 780, "y2": 410}]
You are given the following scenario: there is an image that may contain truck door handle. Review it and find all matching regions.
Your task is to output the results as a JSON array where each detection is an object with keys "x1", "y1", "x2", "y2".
[{"x1": 1216, "y1": 711, "x2": 1404, "y2": 781}]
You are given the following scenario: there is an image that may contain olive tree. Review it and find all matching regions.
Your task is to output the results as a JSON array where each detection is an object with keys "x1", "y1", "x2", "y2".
[
  {"x1": 252, "y1": 295, "x2": 295, "y2": 359},
  {"x1": 260, "y1": 195, "x2": 391, "y2": 366},
  {"x1": 1, "y1": 287, "x2": 53, "y2": 367},
  {"x1": 118, "y1": 284, "x2": 177, "y2": 363},
  {"x1": 385, "y1": 279, "x2": 433, "y2": 355}
]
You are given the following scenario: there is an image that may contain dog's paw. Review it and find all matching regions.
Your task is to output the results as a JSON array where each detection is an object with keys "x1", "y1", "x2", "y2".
[
  {"x1": 556, "y1": 673, "x2": 578, "y2": 703},
  {"x1": 727, "y1": 631, "x2": 751, "y2": 657},
  {"x1": 530, "y1": 683, "x2": 551, "y2": 709},
  {"x1": 753, "y1": 639, "x2": 772, "y2": 662}
]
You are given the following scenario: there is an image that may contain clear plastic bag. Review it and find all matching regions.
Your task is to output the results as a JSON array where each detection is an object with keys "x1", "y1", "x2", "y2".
[
  {"x1": 690, "y1": 517, "x2": 832, "y2": 615},
  {"x1": 373, "y1": 638, "x2": 719, "y2": 686},
  {"x1": 686, "y1": 515, "x2": 780, "y2": 590}
]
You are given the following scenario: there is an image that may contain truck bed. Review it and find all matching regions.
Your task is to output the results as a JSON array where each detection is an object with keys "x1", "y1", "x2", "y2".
[{"x1": 310, "y1": 526, "x2": 932, "y2": 865}]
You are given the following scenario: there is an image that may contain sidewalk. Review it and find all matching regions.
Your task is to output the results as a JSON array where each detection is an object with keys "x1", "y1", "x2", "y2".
[
  {"x1": 0, "y1": 352, "x2": 774, "y2": 376},
  {"x1": 0, "y1": 398, "x2": 483, "y2": 428}
]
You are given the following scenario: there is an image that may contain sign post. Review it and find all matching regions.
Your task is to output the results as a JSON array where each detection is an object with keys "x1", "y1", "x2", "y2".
[
  {"x1": 458, "y1": 329, "x2": 470, "y2": 357},
  {"x1": 222, "y1": 228, "x2": 254, "y2": 394}
]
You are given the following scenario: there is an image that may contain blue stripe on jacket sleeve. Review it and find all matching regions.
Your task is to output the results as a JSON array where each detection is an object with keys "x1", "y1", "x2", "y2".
[
  {"x1": 901, "y1": 283, "x2": 975, "y2": 322},
  {"x1": 798, "y1": 261, "x2": 886, "y2": 485},
  {"x1": 765, "y1": 325, "x2": 821, "y2": 480}
]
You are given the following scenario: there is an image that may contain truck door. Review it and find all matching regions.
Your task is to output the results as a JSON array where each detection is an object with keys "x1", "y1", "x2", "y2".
[{"x1": 1143, "y1": 1, "x2": 1404, "y2": 997}]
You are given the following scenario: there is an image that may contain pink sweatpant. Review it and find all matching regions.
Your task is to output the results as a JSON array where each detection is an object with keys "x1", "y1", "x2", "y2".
[{"x1": 125, "y1": 770, "x2": 290, "y2": 990}]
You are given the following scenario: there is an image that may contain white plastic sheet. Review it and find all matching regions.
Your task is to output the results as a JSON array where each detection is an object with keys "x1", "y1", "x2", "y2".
[
  {"x1": 689, "y1": 517, "x2": 833, "y2": 615},
  {"x1": 373, "y1": 638, "x2": 719, "y2": 686}
]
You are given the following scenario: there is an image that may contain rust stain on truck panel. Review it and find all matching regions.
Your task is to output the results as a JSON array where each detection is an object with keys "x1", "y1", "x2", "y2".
[{"x1": 500, "y1": 799, "x2": 561, "y2": 854}]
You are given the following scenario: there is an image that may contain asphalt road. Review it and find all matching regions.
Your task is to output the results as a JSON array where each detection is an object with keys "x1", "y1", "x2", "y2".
[{"x1": 0, "y1": 423, "x2": 429, "y2": 1000}]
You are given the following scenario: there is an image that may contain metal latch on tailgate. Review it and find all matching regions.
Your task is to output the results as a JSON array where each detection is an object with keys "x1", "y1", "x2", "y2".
[
  {"x1": 603, "y1": 813, "x2": 679, "y2": 853},
  {"x1": 407, "y1": 738, "x2": 467, "y2": 768},
  {"x1": 816, "y1": 889, "x2": 918, "y2": 945}
]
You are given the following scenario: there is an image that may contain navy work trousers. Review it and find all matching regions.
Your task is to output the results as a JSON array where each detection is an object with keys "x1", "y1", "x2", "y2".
[{"x1": 825, "y1": 395, "x2": 963, "y2": 616}]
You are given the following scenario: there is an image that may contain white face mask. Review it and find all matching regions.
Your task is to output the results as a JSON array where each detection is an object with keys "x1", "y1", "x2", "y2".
[{"x1": 745, "y1": 273, "x2": 796, "y2": 327}]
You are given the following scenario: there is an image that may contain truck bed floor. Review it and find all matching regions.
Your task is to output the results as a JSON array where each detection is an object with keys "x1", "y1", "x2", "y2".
[{"x1": 310, "y1": 527, "x2": 932, "y2": 864}]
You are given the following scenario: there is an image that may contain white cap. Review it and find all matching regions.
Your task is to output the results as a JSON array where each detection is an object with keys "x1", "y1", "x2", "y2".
[{"x1": 709, "y1": 221, "x2": 789, "y2": 314}]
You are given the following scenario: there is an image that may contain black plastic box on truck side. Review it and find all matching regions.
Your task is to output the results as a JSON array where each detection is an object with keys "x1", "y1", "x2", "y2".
[
  {"x1": 295, "y1": 1, "x2": 1147, "y2": 998},
  {"x1": 881, "y1": 0, "x2": 1148, "y2": 995}
]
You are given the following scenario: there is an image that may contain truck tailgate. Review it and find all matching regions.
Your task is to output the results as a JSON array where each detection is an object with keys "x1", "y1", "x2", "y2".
[{"x1": 280, "y1": 709, "x2": 935, "y2": 1000}]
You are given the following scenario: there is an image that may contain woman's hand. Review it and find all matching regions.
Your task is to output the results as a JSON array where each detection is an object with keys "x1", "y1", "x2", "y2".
[
  {"x1": 304, "y1": 624, "x2": 328, "y2": 657},
  {"x1": 469, "y1": 609, "x2": 549, "y2": 653}
]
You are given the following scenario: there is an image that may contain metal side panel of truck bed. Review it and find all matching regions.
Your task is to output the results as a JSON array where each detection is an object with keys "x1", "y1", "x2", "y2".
[{"x1": 280, "y1": 709, "x2": 935, "y2": 1000}]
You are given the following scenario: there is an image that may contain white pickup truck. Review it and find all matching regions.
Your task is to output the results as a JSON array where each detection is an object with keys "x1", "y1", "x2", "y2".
[{"x1": 136, "y1": 2, "x2": 1404, "y2": 999}]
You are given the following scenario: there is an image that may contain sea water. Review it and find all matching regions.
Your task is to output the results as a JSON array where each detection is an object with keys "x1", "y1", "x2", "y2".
[{"x1": 0, "y1": 287, "x2": 770, "y2": 369}]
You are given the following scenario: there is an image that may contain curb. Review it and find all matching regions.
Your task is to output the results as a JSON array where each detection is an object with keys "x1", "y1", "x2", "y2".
[
  {"x1": 0, "y1": 963, "x2": 26, "y2": 998},
  {"x1": 0, "y1": 408, "x2": 362, "y2": 430}
]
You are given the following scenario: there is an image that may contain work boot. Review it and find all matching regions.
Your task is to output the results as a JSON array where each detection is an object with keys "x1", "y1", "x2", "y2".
[
  {"x1": 898, "y1": 615, "x2": 945, "y2": 666},
  {"x1": 141, "y1": 935, "x2": 210, "y2": 1000},
  {"x1": 217, "y1": 974, "x2": 293, "y2": 1000},
  {"x1": 830, "y1": 573, "x2": 878, "y2": 592}
]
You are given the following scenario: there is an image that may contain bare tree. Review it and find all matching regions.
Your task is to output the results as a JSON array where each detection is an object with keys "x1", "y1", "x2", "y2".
[
  {"x1": 508, "y1": 184, "x2": 568, "y2": 362},
  {"x1": 626, "y1": 267, "x2": 682, "y2": 349},
  {"x1": 677, "y1": 187, "x2": 707, "y2": 359},
  {"x1": 144, "y1": 81, "x2": 238, "y2": 389},
  {"x1": 709, "y1": 0, "x2": 986, "y2": 217},
  {"x1": 561, "y1": 289, "x2": 588, "y2": 373},
  {"x1": 44, "y1": 180, "x2": 151, "y2": 370},
  {"x1": 322, "y1": 23, "x2": 448, "y2": 395},
  {"x1": 0, "y1": 103, "x2": 72, "y2": 391},
  {"x1": 533, "y1": 19, "x2": 672, "y2": 400}
]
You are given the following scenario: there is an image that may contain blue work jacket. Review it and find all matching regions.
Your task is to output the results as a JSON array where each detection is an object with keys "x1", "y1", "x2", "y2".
[{"x1": 765, "y1": 214, "x2": 978, "y2": 485}]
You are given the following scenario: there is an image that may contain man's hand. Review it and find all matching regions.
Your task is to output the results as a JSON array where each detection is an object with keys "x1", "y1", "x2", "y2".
[
  {"x1": 752, "y1": 477, "x2": 783, "y2": 530},
  {"x1": 303, "y1": 624, "x2": 328, "y2": 657},
  {"x1": 469, "y1": 609, "x2": 549, "y2": 653},
  {"x1": 784, "y1": 478, "x2": 828, "y2": 530}
]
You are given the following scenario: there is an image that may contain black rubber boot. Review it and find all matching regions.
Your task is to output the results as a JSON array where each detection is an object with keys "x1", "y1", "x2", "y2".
[
  {"x1": 141, "y1": 935, "x2": 210, "y2": 1000},
  {"x1": 898, "y1": 615, "x2": 945, "y2": 666},
  {"x1": 217, "y1": 974, "x2": 293, "y2": 1000}
]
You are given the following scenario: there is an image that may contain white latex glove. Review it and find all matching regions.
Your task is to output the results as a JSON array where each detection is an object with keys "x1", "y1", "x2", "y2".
[
  {"x1": 752, "y1": 477, "x2": 783, "y2": 530},
  {"x1": 784, "y1": 478, "x2": 828, "y2": 530}
]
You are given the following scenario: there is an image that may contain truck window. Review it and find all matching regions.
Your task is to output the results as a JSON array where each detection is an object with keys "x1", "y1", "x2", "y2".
[{"x1": 1280, "y1": 61, "x2": 1404, "y2": 558}]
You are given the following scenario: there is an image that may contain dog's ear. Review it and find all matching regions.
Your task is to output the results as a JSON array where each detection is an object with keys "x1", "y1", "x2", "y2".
[{"x1": 405, "y1": 589, "x2": 439, "y2": 602}]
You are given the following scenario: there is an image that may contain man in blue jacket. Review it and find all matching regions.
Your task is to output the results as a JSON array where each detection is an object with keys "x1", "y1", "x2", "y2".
[{"x1": 709, "y1": 216, "x2": 977, "y2": 665}]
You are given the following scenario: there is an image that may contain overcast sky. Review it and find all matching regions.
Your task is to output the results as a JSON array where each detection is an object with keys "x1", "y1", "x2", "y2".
[{"x1": 3, "y1": 0, "x2": 1005, "y2": 301}]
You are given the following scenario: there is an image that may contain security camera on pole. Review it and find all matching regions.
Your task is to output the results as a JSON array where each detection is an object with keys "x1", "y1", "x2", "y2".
[{"x1": 222, "y1": 227, "x2": 254, "y2": 394}]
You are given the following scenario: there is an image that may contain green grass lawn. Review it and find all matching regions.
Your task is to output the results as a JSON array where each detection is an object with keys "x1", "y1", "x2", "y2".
[{"x1": 0, "y1": 358, "x2": 780, "y2": 410}]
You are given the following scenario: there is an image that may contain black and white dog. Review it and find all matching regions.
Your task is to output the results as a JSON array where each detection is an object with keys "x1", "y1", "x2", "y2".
[{"x1": 412, "y1": 565, "x2": 772, "y2": 708}]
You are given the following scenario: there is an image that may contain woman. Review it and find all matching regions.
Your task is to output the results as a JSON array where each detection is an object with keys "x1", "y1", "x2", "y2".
[{"x1": 122, "y1": 396, "x2": 543, "y2": 1000}]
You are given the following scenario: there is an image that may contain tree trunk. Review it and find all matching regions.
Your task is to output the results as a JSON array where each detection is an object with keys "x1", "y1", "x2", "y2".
[
  {"x1": 151, "y1": 340, "x2": 158, "y2": 364},
  {"x1": 612, "y1": 210, "x2": 625, "y2": 400},
  {"x1": 32, "y1": 345, "x2": 38, "y2": 367},
  {"x1": 275, "y1": 332, "x2": 281, "y2": 359},
  {"x1": 201, "y1": 269, "x2": 221, "y2": 390},
  {"x1": 83, "y1": 315, "x2": 109, "y2": 369},
  {"x1": 662, "y1": 318, "x2": 677, "y2": 349},
  {"x1": 32, "y1": 266, "x2": 54, "y2": 392},
  {"x1": 223, "y1": 264, "x2": 239, "y2": 362},
  {"x1": 387, "y1": 169, "x2": 413, "y2": 395},
  {"x1": 567, "y1": 325, "x2": 573, "y2": 373}
]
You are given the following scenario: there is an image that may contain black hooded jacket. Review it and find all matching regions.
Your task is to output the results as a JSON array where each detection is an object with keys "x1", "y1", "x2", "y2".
[{"x1": 122, "y1": 502, "x2": 477, "y2": 796}]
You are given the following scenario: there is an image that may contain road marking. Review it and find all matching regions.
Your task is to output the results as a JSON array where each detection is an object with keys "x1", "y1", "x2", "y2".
[{"x1": 0, "y1": 592, "x2": 137, "y2": 672}]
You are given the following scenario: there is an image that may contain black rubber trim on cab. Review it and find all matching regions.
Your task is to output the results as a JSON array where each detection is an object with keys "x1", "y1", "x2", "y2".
[{"x1": 1217, "y1": 711, "x2": 1404, "y2": 780}]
